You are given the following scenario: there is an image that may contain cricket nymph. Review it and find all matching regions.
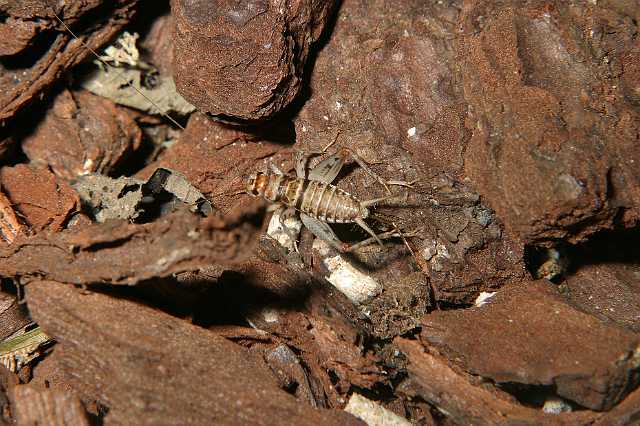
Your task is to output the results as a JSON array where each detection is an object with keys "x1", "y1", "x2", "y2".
[
  {"x1": 244, "y1": 149, "x2": 413, "y2": 253},
  {"x1": 246, "y1": 171, "x2": 369, "y2": 223}
]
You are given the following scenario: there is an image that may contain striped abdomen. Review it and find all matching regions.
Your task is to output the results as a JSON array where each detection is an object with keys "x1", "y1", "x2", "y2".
[{"x1": 246, "y1": 172, "x2": 364, "y2": 223}]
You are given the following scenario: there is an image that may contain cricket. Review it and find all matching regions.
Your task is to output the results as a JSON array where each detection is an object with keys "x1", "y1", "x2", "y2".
[{"x1": 246, "y1": 147, "x2": 415, "y2": 253}]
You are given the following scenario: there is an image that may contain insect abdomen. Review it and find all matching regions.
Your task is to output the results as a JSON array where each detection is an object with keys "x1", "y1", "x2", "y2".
[
  {"x1": 297, "y1": 181, "x2": 360, "y2": 223},
  {"x1": 249, "y1": 172, "x2": 360, "y2": 223}
]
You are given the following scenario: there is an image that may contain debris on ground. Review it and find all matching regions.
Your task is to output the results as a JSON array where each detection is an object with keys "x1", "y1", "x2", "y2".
[
  {"x1": 73, "y1": 167, "x2": 212, "y2": 222},
  {"x1": 0, "y1": 0, "x2": 638, "y2": 424}
]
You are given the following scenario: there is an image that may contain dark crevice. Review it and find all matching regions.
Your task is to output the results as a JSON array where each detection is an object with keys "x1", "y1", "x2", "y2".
[
  {"x1": 497, "y1": 382, "x2": 580, "y2": 411},
  {"x1": 524, "y1": 225, "x2": 640, "y2": 283}
]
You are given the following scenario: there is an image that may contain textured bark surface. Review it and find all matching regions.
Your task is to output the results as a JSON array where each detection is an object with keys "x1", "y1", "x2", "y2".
[
  {"x1": 396, "y1": 337, "x2": 638, "y2": 426},
  {"x1": 460, "y1": 3, "x2": 640, "y2": 245},
  {"x1": 139, "y1": 112, "x2": 295, "y2": 215},
  {"x1": 0, "y1": 0, "x2": 139, "y2": 122},
  {"x1": 10, "y1": 384, "x2": 90, "y2": 426},
  {"x1": 172, "y1": 0, "x2": 339, "y2": 122},
  {"x1": 421, "y1": 280, "x2": 640, "y2": 411},
  {"x1": 21, "y1": 89, "x2": 142, "y2": 180},
  {"x1": 0, "y1": 165, "x2": 79, "y2": 232},
  {"x1": 0, "y1": 208, "x2": 261, "y2": 285},
  {"x1": 26, "y1": 280, "x2": 362, "y2": 426}
]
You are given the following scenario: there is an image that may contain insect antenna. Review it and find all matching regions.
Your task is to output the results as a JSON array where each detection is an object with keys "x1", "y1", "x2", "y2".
[
  {"x1": 369, "y1": 211, "x2": 400, "y2": 226},
  {"x1": 45, "y1": 3, "x2": 185, "y2": 131},
  {"x1": 214, "y1": 188, "x2": 247, "y2": 197}
]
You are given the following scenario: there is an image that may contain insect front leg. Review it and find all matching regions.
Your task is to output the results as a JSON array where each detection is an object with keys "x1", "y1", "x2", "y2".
[
  {"x1": 294, "y1": 151, "x2": 309, "y2": 179},
  {"x1": 279, "y1": 206, "x2": 301, "y2": 252},
  {"x1": 269, "y1": 162, "x2": 285, "y2": 176},
  {"x1": 266, "y1": 205, "x2": 302, "y2": 252}
]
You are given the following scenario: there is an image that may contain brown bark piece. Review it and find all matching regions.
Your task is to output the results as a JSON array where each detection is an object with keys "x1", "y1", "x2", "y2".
[
  {"x1": 0, "y1": 190, "x2": 22, "y2": 245},
  {"x1": 29, "y1": 347, "x2": 106, "y2": 419},
  {"x1": 420, "y1": 280, "x2": 640, "y2": 411},
  {"x1": 559, "y1": 229, "x2": 640, "y2": 334},
  {"x1": 171, "y1": 0, "x2": 339, "y2": 122},
  {"x1": 620, "y1": 44, "x2": 640, "y2": 106},
  {"x1": 564, "y1": 262, "x2": 640, "y2": 334},
  {"x1": 365, "y1": 7, "x2": 467, "y2": 176},
  {"x1": 293, "y1": 1, "x2": 467, "y2": 177},
  {"x1": 396, "y1": 338, "x2": 596, "y2": 426},
  {"x1": 0, "y1": 1, "x2": 139, "y2": 122},
  {"x1": 243, "y1": 276, "x2": 385, "y2": 405},
  {"x1": 21, "y1": 89, "x2": 142, "y2": 180},
  {"x1": 0, "y1": 16, "x2": 42, "y2": 56},
  {"x1": 140, "y1": 13, "x2": 175, "y2": 78},
  {"x1": 265, "y1": 344, "x2": 317, "y2": 407},
  {"x1": 10, "y1": 385, "x2": 90, "y2": 426},
  {"x1": 0, "y1": 208, "x2": 261, "y2": 285},
  {"x1": 25, "y1": 280, "x2": 362, "y2": 425},
  {"x1": 460, "y1": 4, "x2": 640, "y2": 244},
  {"x1": 0, "y1": 367, "x2": 18, "y2": 424},
  {"x1": 0, "y1": 165, "x2": 79, "y2": 233},
  {"x1": 197, "y1": 252, "x2": 385, "y2": 407},
  {"x1": 412, "y1": 201, "x2": 525, "y2": 305},
  {"x1": 592, "y1": 386, "x2": 640, "y2": 426},
  {"x1": 293, "y1": 0, "x2": 640, "y2": 248},
  {"x1": 0, "y1": 292, "x2": 30, "y2": 341}
]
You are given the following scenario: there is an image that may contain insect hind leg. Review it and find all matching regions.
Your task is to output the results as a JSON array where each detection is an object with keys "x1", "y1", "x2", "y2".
[
  {"x1": 339, "y1": 148, "x2": 417, "y2": 194},
  {"x1": 302, "y1": 214, "x2": 410, "y2": 253},
  {"x1": 300, "y1": 213, "x2": 348, "y2": 252},
  {"x1": 360, "y1": 195, "x2": 399, "y2": 208},
  {"x1": 354, "y1": 218, "x2": 383, "y2": 248},
  {"x1": 279, "y1": 207, "x2": 301, "y2": 252},
  {"x1": 370, "y1": 213, "x2": 419, "y2": 258}
]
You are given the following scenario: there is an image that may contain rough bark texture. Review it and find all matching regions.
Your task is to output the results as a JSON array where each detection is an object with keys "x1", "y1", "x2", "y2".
[
  {"x1": 25, "y1": 280, "x2": 362, "y2": 426},
  {"x1": 10, "y1": 384, "x2": 91, "y2": 426},
  {"x1": 139, "y1": 112, "x2": 295, "y2": 215},
  {"x1": 0, "y1": 0, "x2": 139, "y2": 122},
  {"x1": 0, "y1": 208, "x2": 262, "y2": 285},
  {"x1": 0, "y1": 165, "x2": 79, "y2": 233},
  {"x1": 460, "y1": 3, "x2": 640, "y2": 245},
  {"x1": 396, "y1": 337, "x2": 637, "y2": 426},
  {"x1": 21, "y1": 89, "x2": 142, "y2": 180},
  {"x1": 172, "y1": 0, "x2": 339, "y2": 122},
  {"x1": 421, "y1": 280, "x2": 640, "y2": 411}
]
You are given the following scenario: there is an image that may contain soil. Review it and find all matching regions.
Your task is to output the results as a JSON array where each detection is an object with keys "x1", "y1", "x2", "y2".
[{"x1": 0, "y1": 0, "x2": 638, "y2": 424}]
